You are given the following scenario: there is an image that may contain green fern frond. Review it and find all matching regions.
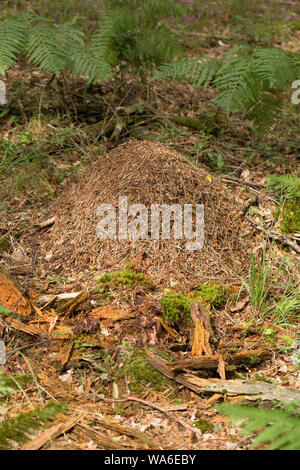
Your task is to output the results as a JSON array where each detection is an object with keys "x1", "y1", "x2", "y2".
[
  {"x1": 154, "y1": 57, "x2": 221, "y2": 88},
  {"x1": 154, "y1": 44, "x2": 300, "y2": 132},
  {"x1": 213, "y1": 53, "x2": 257, "y2": 113},
  {"x1": 0, "y1": 401, "x2": 67, "y2": 449},
  {"x1": 0, "y1": 15, "x2": 26, "y2": 75},
  {"x1": 95, "y1": 0, "x2": 183, "y2": 75},
  {"x1": 25, "y1": 21, "x2": 83, "y2": 75},
  {"x1": 140, "y1": 0, "x2": 185, "y2": 24},
  {"x1": 254, "y1": 48, "x2": 298, "y2": 89},
  {"x1": 250, "y1": 91, "x2": 281, "y2": 133},
  {"x1": 0, "y1": 368, "x2": 31, "y2": 398},
  {"x1": 218, "y1": 403, "x2": 300, "y2": 450},
  {"x1": 71, "y1": 48, "x2": 113, "y2": 84},
  {"x1": 267, "y1": 174, "x2": 300, "y2": 200}
]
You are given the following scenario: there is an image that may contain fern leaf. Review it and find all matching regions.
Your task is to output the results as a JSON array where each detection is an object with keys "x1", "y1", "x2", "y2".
[
  {"x1": 213, "y1": 53, "x2": 257, "y2": 113},
  {"x1": 218, "y1": 403, "x2": 300, "y2": 450},
  {"x1": 0, "y1": 16, "x2": 26, "y2": 75},
  {"x1": 71, "y1": 48, "x2": 113, "y2": 85},
  {"x1": 0, "y1": 401, "x2": 67, "y2": 449},
  {"x1": 0, "y1": 368, "x2": 31, "y2": 398},
  {"x1": 254, "y1": 48, "x2": 298, "y2": 89},
  {"x1": 267, "y1": 174, "x2": 300, "y2": 200},
  {"x1": 25, "y1": 22, "x2": 78, "y2": 75},
  {"x1": 154, "y1": 57, "x2": 221, "y2": 88}
]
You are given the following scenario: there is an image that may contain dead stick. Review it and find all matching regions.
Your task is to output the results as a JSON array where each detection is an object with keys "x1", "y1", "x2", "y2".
[{"x1": 96, "y1": 394, "x2": 197, "y2": 434}]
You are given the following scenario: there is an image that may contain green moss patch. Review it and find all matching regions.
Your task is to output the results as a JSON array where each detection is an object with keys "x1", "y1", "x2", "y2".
[
  {"x1": 194, "y1": 418, "x2": 213, "y2": 432},
  {"x1": 97, "y1": 268, "x2": 153, "y2": 291},
  {"x1": 115, "y1": 347, "x2": 172, "y2": 393},
  {"x1": 195, "y1": 282, "x2": 228, "y2": 307},
  {"x1": 278, "y1": 200, "x2": 300, "y2": 234},
  {"x1": 160, "y1": 290, "x2": 193, "y2": 327}
]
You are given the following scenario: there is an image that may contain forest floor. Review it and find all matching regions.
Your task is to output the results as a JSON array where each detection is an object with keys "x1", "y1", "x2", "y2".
[{"x1": 0, "y1": 0, "x2": 299, "y2": 451}]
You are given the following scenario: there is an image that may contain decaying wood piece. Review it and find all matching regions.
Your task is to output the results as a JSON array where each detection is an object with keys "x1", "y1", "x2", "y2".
[
  {"x1": 168, "y1": 356, "x2": 220, "y2": 371},
  {"x1": 232, "y1": 348, "x2": 273, "y2": 365},
  {"x1": 90, "y1": 305, "x2": 135, "y2": 322},
  {"x1": 146, "y1": 350, "x2": 300, "y2": 405},
  {"x1": 166, "y1": 348, "x2": 271, "y2": 372},
  {"x1": 246, "y1": 215, "x2": 300, "y2": 254},
  {"x1": 95, "y1": 415, "x2": 157, "y2": 449},
  {"x1": 191, "y1": 302, "x2": 215, "y2": 344},
  {"x1": 37, "y1": 292, "x2": 81, "y2": 305},
  {"x1": 21, "y1": 413, "x2": 85, "y2": 450},
  {"x1": 4, "y1": 318, "x2": 48, "y2": 337},
  {"x1": 57, "y1": 290, "x2": 88, "y2": 314},
  {"x1": 191, "y1": 318, "x2": 213, "y2": 356},
  {"x1": 0, "y1": 265, "x2": 32, "y2": 316},
  {"x1": 76, "y1": 422, "x2": 127, "y2": 450}
]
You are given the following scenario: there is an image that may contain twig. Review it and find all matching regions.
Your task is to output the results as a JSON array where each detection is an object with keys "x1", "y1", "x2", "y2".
[
  {"x1": 245, "y1": 216, "x2": 300, "y2": 254},
  {"x1": 97, "y1": 394, "x2": 198, "y2": 434}
]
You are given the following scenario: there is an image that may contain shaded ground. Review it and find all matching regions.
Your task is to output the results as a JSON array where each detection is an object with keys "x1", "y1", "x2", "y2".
[{"x1": 0, "y1": 0, "x2": 299, "y2": 451}]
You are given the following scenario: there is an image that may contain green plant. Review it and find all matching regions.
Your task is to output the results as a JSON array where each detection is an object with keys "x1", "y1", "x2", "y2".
[
  {"x1": 154, "y1": 45, "x2": 300, "y2": 132},
  {"x1": 241, "y1": 245, "x2": 283, "y2": 313},
  {"x1": 218, "y1": 402, "x2": 300, "y2": 450},
  {"x1": 195, "y1": 282, "x2": 228, "y2": 307},
  {"x1": 0, "y1": 401, "x2": 67, "y2": 449},
  {"x1": 97, "y1": 268, "x2": 153, "y2": 291},
  {"x1": 115, "y1": 346, "x2": 171, "y2": 393},
  {"x1": 96, "y1": 0, "x2": 184, "y2": 81},
  {"x1": 193, "y1": 417, "x2": 213, "y2": 432},
  {"x1": 0, "y1": 368, "x2": 31, "y2": 397},
  {"x1": 268, "y1": 174, "x2": 300, "y2": 234},
  {"x1": 272, "y1": 288, "x2": 300, "y2": 326},
  {"x1": 267, "y1": 174, "x2": 300, "y2": 201},
  {"x1": 0, "y1": 2, "x2": 184, "y2": 85},
  {"x1": 160, "y1": 290, "x2": 193, "y2": 327}
]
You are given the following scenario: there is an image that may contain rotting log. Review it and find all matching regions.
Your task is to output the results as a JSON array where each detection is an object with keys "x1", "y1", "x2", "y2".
[
  {"x1": 146, "y1": 350, "x2": 300, "y2": 405},
  {"x1": 0, "y1": 266, "x2": 32, "y2": 316},
  {"x1": 166, "y1": 348, "x2": 272, "y2": 372}
]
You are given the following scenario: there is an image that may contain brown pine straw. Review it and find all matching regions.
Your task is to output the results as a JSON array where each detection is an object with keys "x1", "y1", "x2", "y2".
[{"x1": 28, "y1": 140, "x2": 250, "y2": 285}]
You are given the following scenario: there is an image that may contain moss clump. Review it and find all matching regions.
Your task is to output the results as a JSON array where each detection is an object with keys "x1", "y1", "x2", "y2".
[
  {"x1": 279, "y1": 200, "x2": 300, "y2": 234},
  {"x1": 97, "y1": 268, "x2": 153, "y2": 291},
  {"x1": 160, "y1": 290, "x2": 193, "y2": 327},
  {"x1": 195, "y1": 282, "x2": 228, "y2": 307},
  {"x1": 194, "y1": 418, "x2": 213, "y2": 432},
  {"x1": 0, "y1": 235, "x2": 10, "y2": 253},
  {"x1": 115, "y1": 348, "x2": 171, "y2": 393}
]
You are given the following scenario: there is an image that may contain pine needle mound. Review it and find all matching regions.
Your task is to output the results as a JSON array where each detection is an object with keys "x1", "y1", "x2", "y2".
[{"x1": 38, "y1": 140, "x2": 249, "y2": 284}]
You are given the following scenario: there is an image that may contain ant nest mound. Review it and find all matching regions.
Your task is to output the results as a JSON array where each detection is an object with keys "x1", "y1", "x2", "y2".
[{"x1": 36, "y1": 140, "x2": 249, "y2": 284}]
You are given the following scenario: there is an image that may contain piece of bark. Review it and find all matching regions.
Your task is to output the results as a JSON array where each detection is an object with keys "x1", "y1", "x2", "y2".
[
  {"x1": 76, "y1": 423, "x2": 127, "y2": 450},
  {"x1": 167, "y1": 348, "x2": 271, "y2": 372},
  {"x1": 217, "y1": 355, "x2": 226, "y2": 380},
  {"x1": 4, "y1": 318, "x2": 48, "y2": 337},
  {"x1": 0, "y1": 266, "x2": 32, "y2": 316},
  {"x1": 191, "y1": 302, "x2": 215, "y2": 341},
  {"x1": 232, "y1": 348, "x2": 273, "y2": 365},
  {"x1": 37, "y1": 292, "x2": 81, "y2": 305},
  {"x1": 168, "y1": 356, "x2": 220, "y2": 371},
  {"x1": 21, "y1": 413, "x2": 85, "y2": 450},
  {"x1": 95, "y1": 416, "x2": 157, "y2": 449}
]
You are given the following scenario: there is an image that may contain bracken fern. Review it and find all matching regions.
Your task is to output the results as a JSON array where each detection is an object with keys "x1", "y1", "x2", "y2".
[{"x1": 218, "y1": 402, "x2": 300, "y2": 450}]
